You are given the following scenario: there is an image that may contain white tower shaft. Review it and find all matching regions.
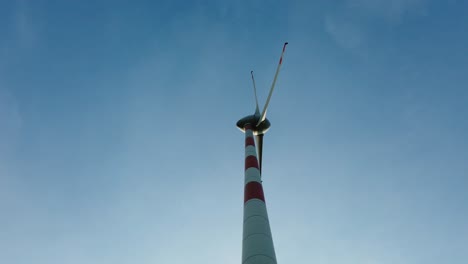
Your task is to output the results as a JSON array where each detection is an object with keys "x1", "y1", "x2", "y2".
[{"x1": 242, "y1": 123, "x2": 277, "y2": 264}]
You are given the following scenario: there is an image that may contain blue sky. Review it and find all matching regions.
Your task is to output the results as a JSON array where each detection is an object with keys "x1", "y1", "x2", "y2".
[{"x1": 1, "y1": 0, "x2": 468, "y2": 263}]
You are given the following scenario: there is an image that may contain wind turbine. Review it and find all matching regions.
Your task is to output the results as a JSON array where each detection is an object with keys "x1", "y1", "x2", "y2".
[{"x1": 236, "y1": 42, "x2": 288, "y2": 264}]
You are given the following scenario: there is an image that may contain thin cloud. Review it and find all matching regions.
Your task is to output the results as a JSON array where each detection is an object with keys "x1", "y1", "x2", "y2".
[
  {"x1": 0, "y1": 0, "x2": 40, "y2": 70},
  {"x1": 325, "y1": 0, "x2": 429, "y2": 50},
  {"x1": 15, "y1": 7, "x2": 36, "y2": 47},
  {"x1": 0, "y1": 88, "x2": 22, "y2": 150},
  {"x1": 346, "y1": 0, "x2": 428, "y2": 23},
  {"x1": 0, "y1": 87, "x2": 22, "y2": 185},
  {"x1": 7, "y1": 0, "x2": 38, "y2": 51},
  {"x1": 324, "y1": 15, "x2": 364, "y2": 50}
]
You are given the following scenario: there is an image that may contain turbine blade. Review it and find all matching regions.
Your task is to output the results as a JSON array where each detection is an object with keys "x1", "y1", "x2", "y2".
[
  {"x1": 257, "y1": 42, "x2": 288, "y2": 126},
  {"x1": 255, "y1": 134, "x2": 264, "y2": 174},
  {"x1": 251, "y1": 71, "x2": 260, "y2": 116}
]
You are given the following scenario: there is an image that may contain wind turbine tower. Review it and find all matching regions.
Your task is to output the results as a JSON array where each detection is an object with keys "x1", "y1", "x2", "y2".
[{"x1": 236, "y1": 42, "x2": 288, "y2": 264}]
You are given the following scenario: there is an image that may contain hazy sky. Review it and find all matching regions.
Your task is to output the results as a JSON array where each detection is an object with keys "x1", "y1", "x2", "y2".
[{"x1": 1, "y1": 1, "x2": 467, "y2": 263}]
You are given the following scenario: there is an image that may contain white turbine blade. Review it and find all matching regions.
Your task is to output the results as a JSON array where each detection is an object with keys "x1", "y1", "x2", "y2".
[
  {"x1": 251, "y1": 71, "x2": 260, "y2": 116},
  {"x1": 257, "y1": 42, "x2": 288, "y2": 126}
]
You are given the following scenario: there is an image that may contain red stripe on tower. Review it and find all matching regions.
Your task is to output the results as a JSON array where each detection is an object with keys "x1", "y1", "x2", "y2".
[
  {"x1": 245, "y1": 137, "x2": 255, "y2": 147},
  {"x1": 245, "y1": 156, "x2": 259, "y2": 170},
  {"x1": 244, "y1": 181, "x2": 265, "y2": 203}
]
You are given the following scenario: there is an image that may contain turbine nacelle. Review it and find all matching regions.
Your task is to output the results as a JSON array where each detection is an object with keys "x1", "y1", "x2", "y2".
[{"x1": 236, "y1": 115, "x2": 271, "y2": 135}]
